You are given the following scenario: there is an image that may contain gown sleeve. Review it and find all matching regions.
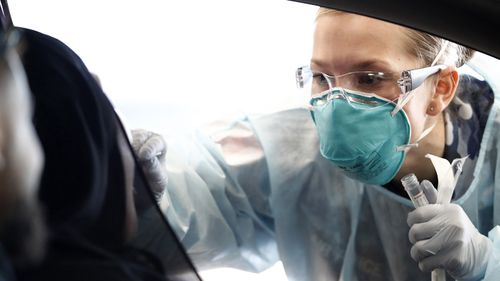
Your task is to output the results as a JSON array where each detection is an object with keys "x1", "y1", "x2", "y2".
[{"x1": 155, "y1": 116, "x2": 279, "y2": 273}]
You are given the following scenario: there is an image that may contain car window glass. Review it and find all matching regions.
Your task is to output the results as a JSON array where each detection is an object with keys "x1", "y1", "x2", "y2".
[{"x1": 10, "y1": 1, "x2": 500, "y2": 280}]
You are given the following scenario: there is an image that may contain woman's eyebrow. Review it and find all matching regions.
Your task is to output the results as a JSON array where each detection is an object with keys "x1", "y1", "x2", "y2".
[
  {"x1": 310, "y1": 58, "x2": 395, "y2": 72},
  {"x1": 349, "y1": 59, "x2": 393, "y2": 71},
  {"x1": 310, "y1": 58, "x2": 329, "y2": 70}
]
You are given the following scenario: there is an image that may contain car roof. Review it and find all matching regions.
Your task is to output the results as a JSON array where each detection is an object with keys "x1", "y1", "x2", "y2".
[{"x1": 290, "y1": 0, "x2": 500, "y2": 59}]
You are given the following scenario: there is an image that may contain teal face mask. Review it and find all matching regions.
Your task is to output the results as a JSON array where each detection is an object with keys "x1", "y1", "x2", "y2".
[{"x1": 310, "y1": 88, "x2": 412, "y2": 185}]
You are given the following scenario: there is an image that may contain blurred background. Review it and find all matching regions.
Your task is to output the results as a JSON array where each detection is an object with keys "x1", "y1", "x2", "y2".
[
  {"x1": 11, "y1": 0, "x2": 317, "y2": 137},
  {"x1": 10, "y1": 0, "x2": 318, "y2": 279}
]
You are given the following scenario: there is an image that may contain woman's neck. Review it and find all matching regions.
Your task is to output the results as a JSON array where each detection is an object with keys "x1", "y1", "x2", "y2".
[{"x1": 394, "y1": 113, "x2": 445, "y2": 185}]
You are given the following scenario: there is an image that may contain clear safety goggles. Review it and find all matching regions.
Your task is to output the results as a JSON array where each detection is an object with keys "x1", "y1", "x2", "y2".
[
  {"x1": 296, "y1": 64, "x2": 446, "y2": 114},
  {"x1": 309, "y1": 87, "x2": 394, "y2": 110}
]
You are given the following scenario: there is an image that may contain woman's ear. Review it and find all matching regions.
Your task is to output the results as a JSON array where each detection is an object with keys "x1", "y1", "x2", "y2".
[{"x1": 426, "y1": 66, "x2": 459, "y2": 116}]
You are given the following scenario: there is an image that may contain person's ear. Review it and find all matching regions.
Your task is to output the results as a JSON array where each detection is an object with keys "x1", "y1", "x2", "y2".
[{"x1": 426, "y1": 66, "x2": 459, "y2": 116}]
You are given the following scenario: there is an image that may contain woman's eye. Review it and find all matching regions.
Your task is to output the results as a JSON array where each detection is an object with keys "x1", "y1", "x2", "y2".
[
  {"x1": 312, "y1": 73, "x2": 328, "y2": 85},
  {"x1": 352, "y1": 72, "x2": 392, "y2": 92},
  {"x1": 357, "y1": 73, "x2": 383, "y2": 85}
]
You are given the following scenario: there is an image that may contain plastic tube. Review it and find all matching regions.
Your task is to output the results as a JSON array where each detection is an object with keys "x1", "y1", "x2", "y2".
[
  {"x1": 401, "y1": 173, "x2": 445, "y2": 281},
  {"x1": 401, "y1": 173, "x2": 429, "y2": 207}
]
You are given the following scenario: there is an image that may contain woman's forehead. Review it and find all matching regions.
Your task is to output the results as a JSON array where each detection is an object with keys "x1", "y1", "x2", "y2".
[{"x1": 312, "y1": 13, "x2": 415, "y2": 73}]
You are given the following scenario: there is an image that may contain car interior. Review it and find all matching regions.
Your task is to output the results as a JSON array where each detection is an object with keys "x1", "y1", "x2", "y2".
[{"x1": 4, "y1": 0, "x2": 500, "y2": 280}]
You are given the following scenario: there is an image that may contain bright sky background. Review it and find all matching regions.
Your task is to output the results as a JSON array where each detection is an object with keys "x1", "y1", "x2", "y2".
[
  {"x1": 10, "y1": 0, "x2": 318, "y2": 138},
  {"x1": 9, "y1": 1, "x2": 318, "y2": 279}
]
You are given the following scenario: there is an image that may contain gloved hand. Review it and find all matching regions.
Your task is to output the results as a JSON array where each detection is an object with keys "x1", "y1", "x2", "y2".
[
  {"x1": 407, "y1": 180, "x2": 492, "y2": 281},
  {"x1": 131, "y1": 129, "x2": 168, "y2": 201}
]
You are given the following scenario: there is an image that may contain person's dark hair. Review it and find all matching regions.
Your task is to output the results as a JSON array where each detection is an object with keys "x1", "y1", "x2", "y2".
[{"x1": 15, "y1": 28, "x2": 166, "y2": 281}]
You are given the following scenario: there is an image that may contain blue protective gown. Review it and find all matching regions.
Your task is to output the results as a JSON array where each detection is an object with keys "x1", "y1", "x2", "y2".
[{"x1": 157, "y1": 53, "x2": 500, "y2": 281}]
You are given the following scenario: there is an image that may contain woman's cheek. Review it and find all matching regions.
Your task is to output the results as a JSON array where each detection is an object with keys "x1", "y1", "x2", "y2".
[{"x1": 402, "y1": 94, "x2": 429, "y2": 143}]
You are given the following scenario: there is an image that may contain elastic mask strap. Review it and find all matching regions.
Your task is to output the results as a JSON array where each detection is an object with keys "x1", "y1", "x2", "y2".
[
  {"x1": 396, "y1": 121, "x2": 437, "y2": 153},
  {"x1": 391, "y1": 90, "x2": 415, "y2": 116},
  {"x1": 431, "y1": 40, "x2": 449, "y2": 67}
]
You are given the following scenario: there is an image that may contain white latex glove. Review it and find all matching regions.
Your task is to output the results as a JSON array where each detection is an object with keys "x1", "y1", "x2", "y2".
[
  {"x1": 407, "y1": 181, "x2": 492, "y2": 281},
  {"x1": 131, "y1": 129, "x2": 168, "y2": 201}
]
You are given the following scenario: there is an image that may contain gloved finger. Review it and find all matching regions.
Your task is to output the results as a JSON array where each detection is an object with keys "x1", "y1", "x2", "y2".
[
  {"x1": 416, "y1": 245, "x2": 457, "y2": 273},
  {"x1": 410, "y1": 239, "x2": 435, "y2": 262},
  {"x1": 145, "y1": 170, "x2": 168, "y2": 195},
  {"x1": 141, "y1": 155, "x2": 161, "y2": 172},
  {"x1": 410, "y1": 225, "x2": 451, "y2": 262},
  {"x1": 417, "y1": 254, "x2": 444, "y2": 273},
  {"x1": 138, "y1": 135, "x2": 167, "y2": 163},
  {"x1": 407, "y1": 204, "x2": 442, "y2": 227},
  {"x1": 421, "y1": 180, "x2": 437, "y2": 204},
  {"x1": 131, "y1": 129, "x2": 153, "y2": 149},
  {"x1": 138, "y1": 155, "x2": 168, "y2": 195},
  {"x1": 408, "y1": 220, "x2": 442, "y2": 244}
]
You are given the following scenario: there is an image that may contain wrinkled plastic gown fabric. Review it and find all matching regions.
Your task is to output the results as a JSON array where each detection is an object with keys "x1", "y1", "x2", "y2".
[
  {"x1": 132, "y1": 164, "x2": 202, "y2": 281},
  {"x1": 147, "y1": 53, "x2": 500, "y2": 281}
]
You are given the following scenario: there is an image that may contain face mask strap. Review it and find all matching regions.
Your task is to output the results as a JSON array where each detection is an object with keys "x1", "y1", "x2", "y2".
[
  {"x1": 396, "y1": 121, "x2": 437, "y2": 153},
  {"x1": 391, "y1": 90, "x2": 415, "y2": 116},
  {"x1": 431, "y1": 40, "x2": 450, "y2": 67},
  {"x1": 396, "y1": 143, "x2": 418, "y2": 153}
]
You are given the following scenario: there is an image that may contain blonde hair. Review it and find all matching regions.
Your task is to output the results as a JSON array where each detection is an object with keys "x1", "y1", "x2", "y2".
[{"x1": 316, "y1": 7, "x2": 474, "y2": 67}]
